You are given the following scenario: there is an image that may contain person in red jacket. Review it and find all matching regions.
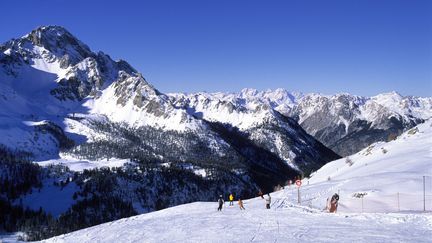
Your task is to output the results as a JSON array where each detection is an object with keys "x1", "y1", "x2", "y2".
[{"x1": 327, "y1": 193, "x2": 339, "y2": 213}]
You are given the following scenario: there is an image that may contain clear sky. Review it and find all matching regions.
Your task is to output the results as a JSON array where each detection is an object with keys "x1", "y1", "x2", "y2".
[{"x1": 0, "y1": 0, "x2": 431, "y2": 96}]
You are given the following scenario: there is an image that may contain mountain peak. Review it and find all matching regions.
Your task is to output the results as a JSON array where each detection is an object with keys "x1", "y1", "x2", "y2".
[
  {"x1": 21, "y1": 25, "x2": 92, "y2": 66},
  {"x1": 239, "y1": 88, "x2": 259, "y2": 98},
  {"x1": 372, "y1": 91, "x2": 403, "y2": 103},
  {"x1": 28, "y1": 25, "x2": 71, "y2": 37}
]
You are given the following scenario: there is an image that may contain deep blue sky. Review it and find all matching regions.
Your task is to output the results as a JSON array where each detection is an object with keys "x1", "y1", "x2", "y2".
[{"x1": 1, "y1": 0, "x2": 431, "y2": 96}]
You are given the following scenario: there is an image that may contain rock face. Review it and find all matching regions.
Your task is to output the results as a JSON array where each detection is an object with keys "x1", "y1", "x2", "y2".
[{"x1": 170, "y1": 89, "x2": 432, "y2": 157}]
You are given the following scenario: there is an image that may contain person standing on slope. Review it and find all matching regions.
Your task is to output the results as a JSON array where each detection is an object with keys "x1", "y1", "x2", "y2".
[
  {"x1": 258, "y1": 189, "x2": 264, "y2": 199},
  {"x1": 326, "y1": 193, "x2": 339, "y2": 213},
  {"x1": 238, "y1": 198, "x2": 245, "y2": 210},
  {"x1": 217, "y1": 195, "x2": 224, "y2": 211},
  {"x1": 266, "y1": 193, "x2": 271, "y2": 209},
  {"x1": 229, "y1": 193, "x2": 234, "y2": 206}
]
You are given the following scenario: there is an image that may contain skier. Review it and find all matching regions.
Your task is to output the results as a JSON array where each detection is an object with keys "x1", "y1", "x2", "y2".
[
  {"x1": 238, "y1": 198, "x2": 245, "y2": 210},
  {"x1": 217, "y1": 195, "x2": 224, "y2": 211},
  {"x1": 229, "y1": 193, "x2": 234, "y2": 206},
  {"x1": 265, "y1": 193, "x2": 271, "y2": 209},
  {"x1": 258, "y1": 189, "x2": 264, "y2": 199},
  {"x1": 326, "y1": 193, "x2": 339, "y2": 213}
]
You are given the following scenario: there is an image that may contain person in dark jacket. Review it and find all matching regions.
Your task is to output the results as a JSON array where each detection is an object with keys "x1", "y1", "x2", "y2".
[
  {"x1": 266, "y1": 193, "x2": 271, "y2": 209},
  {"x1": 217, "y1": 195, "x2": 224, "y2": 211}
]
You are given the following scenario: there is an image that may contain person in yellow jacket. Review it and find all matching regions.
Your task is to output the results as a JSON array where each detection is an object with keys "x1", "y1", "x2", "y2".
[{"x1": 229, "y1": 193, "x2": 234, "y2": 206}]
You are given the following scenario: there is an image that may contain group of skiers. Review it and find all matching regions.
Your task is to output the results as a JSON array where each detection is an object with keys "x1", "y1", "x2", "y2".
[
  {"x1": 218, "y1": 194, "x2": 246, "y2": 210},
  {"x1": 217, "y1": 191, "x2": 272, "y2": 211},
  {"x1": 218, "y1": 191, "x2": 339, "y2": 213}
]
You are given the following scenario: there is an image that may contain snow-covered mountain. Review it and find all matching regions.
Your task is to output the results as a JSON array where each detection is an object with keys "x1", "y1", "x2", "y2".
[
  {"x1": 170, "y1": 89, "x2": 432, "y2": 156},
  {"x1": 0, "y1": 26, "x2": 338, "y2": 174},
  {"x1": 36, "y1": 120, "x2": 432, "y2": 243},
  {"x1": 0, "y1": 26, "x2": 343, "y2": 240},
  {"x1": 0, "y1": 26, "x2": 203, "y2": 133},
  {"x1": 290, "y1": 92, "x2": 431, "y2": 156},
  {"x1": 170, "y1": 91, "x2": 338, "y2": 173}
]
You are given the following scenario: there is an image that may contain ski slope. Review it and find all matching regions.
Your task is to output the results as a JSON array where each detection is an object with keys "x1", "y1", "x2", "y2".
[
  {"x1": 39, "y1": 192, "x2": 431, "y2": 243},
  {"x1": 39, "y1": 120, "x2": 432, "y2": 243},
  {"x1": 305, "y1": 119, "x2": 432, "y2": 213}
]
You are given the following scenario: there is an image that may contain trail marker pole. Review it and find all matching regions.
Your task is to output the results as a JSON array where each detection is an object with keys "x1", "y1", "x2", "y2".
[
  {"x1": 298, "y1": 187, "x2": 301, "y2": 205},
  {"x1": 361, "y1": 197, "x2": 364, "y2": 213},
  {"x1": 296, "y1": 180, "x2": 302, "y2": 205},
  {"x1": 397, "y1": 192, "x2": 400, "y2": 212},
  {"x1": 424, "y1": 176, "x2": 426, "y2": 211}
]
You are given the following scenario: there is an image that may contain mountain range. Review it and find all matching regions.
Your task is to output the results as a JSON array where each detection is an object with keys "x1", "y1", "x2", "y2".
[
  {"x1": 0, "y1": 25, "x2": 341, "y2": 176},
  {"x1": 170, "y1": 88, "x2": 431, "y2": 156}
]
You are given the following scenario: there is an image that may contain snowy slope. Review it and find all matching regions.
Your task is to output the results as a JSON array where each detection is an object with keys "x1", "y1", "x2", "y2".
[
  {"x1": 39, "y1": 192, "x2": 432, "y2": 243},
  {"x1": 304, "y1": 119, "x2": 432, "y2": 212},
  {"x1": 38, "y1": 121, "x2": 432, "y2": 243}
]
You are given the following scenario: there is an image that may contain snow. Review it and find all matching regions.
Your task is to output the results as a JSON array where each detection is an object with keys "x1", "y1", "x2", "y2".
[
  {"x1": 172, "y1": 89, "x2": 432, "y2": 135},
  {"x1": 307, "y1": 119, "x2": 432, "y2": 212},
  {"x1": 39, "y1": 120, "x2": 432, "y2": 243},
  {"x1": 85, "y1": 80, "x2": 203, "y2": 132},
  {"x1": 338, "y1": 116, "x2": 350, "y2": 134},
  {"x1": 3, "y1": 48, "x2": 12, "y2": 56},
  {"x1": 30, "y1": 45, "x2": 68, "y2": 79},
  {"x1": 37, "y1": 156, "x2": 132, "y2": 172},
  {"x1": 0, "y1": 232, "x2": 24, "y2": 243},
  {"x1": 171, "y1": 92, "x2": 279, "y2": 130},
  {"x1": 39, "y1": 193, "x2": 432, "y2": 243},
  {"x1": 0, "y1": 117, "x2": 60, "y2": 160}
]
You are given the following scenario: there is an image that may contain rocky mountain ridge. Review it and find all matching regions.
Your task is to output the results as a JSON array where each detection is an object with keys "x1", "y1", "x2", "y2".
[{"x1": 170, "y1": 89, "x2": 431, "y2": 156}]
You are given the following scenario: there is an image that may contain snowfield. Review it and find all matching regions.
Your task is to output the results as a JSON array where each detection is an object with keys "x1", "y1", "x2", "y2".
[
  {"x1": 39, "y1": 193, "x2": 431, "y2": 243},
  {"x1": 306, "y1": 119, "x2": 432, "y2": 213},
  {"x1": 37, "y1": 156, "x2": 132, "y2": 172},
  {"x1": 39, "y1": 120, "x2": 432, "y2": 243}
]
